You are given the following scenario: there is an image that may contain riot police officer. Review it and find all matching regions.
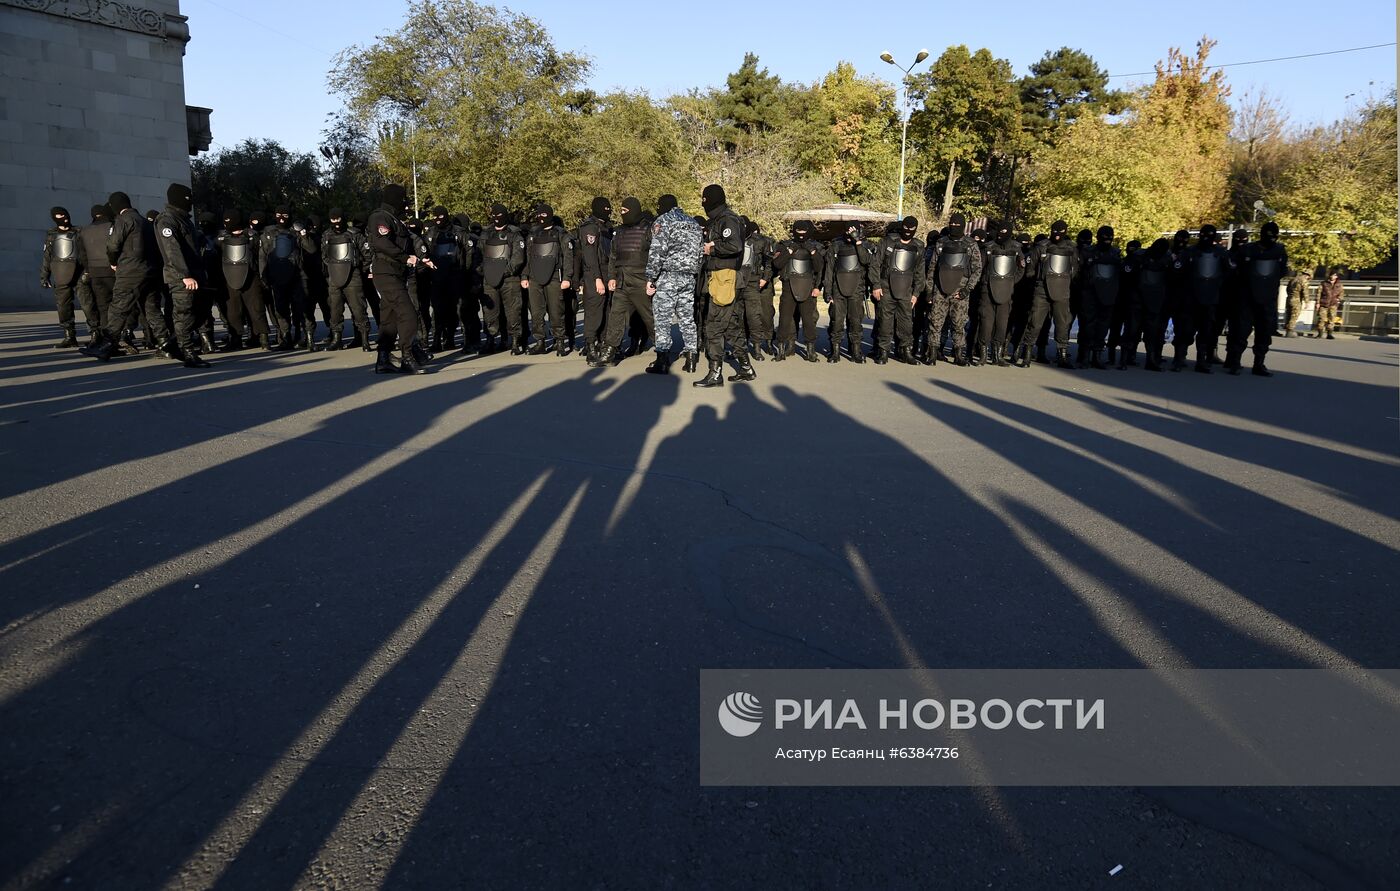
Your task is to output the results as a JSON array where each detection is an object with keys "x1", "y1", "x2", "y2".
[
  {"x1": 1015, "y1": 220, "x2": 1077, "y2": 369},
  {"x1": 153, "y1": 182, "x2": 210, "y2": 368},
  {"x1": 1178, "y1": 225, "x2": 1229, "y2": 373},
  {"x1": 872, "y1": 216, "x2": 925, "y2": 364},
  {"x1": 77, "y1": 205, "x2": 116, "y2": 346},
  {"x1": 368, "y1": 184, "x2": 433, "y2": 374},
  {"x1": 738, "y1": 218, "x2": 775, "y2": 360},
  {"x1": 575, "y1": 197, "x2": 613, "y2": 362},
  {"x1": 219, "y1": 210, "x2": 271, "y2": 350},
  {"x1": 40, "y1": 206, "x2": 89, "y2": 348},
  {"x1": 592, "y1": 197, "x2": 652, "y2": 367},
  {"x1": 926, "y1": 212, "x2": 982, "y2": 366},
  {"x1": 520, "y1": 203, "x2": 574, "y2": 356},
  {"x1": 975, "y1": 221, "x2": 1024, "y2": 366},
  {"x1": 1075, "y1": 225, "x2": 1121, "y2": 369},
  {"x1": 323, "y1": 207, "x2": 371, "y2": 350},
  {"x1": 425, "y1": 206, "x2": 468, "y2": 352},
  {"x1": 824, "y1": 223, "x2": 873, "y2": 363},
  {"x1": 771, "y1": 219, "x2": 826, "y2": 362},
  {"x1": 1122, "y1": 238, "x2": 1172, "y2": 371},
  {"x1": 480, "y1": 204, "x2": 526, "y2": 354},
  {"x1": 694, "y1": 184, "x2": 751, "y2": 387},
  {"x1": 1227, "y1": 220, "x2": 1287, "y2": 377},
  {"x1": 259, "y1": 205, "x2": 311, "y2": 350}
]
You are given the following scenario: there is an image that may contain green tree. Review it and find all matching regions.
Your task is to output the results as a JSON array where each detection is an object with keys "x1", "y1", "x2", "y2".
[
  {"x1": 191, "y1": 138, "x2": 322, "y2": 218},
  {"x1": 1271, "y1": 92, "x2": 1398, "y2": 273},
  {"x1": 802, "y1": 62, "x2": 902, "y2": 208},
  {"x1": 715, "y1": 53, "x2": 789, "y2": 150},
  {"x1": 1018, "y1": 47, "x2": 1125, "y2": 140},
  {"x1": 906, "y1": 46, "x2": 1027, "y2": 222},
  {"x1": 328, "y1": 0, "x2": 590, "y2": 216},
  {"x1": 1137, "y1": 37, "x2": 1232, "y2": 225}
]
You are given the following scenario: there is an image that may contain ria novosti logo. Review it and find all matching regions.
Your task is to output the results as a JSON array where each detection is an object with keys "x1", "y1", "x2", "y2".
[{"x1": 718, "y1": 692, "x2": 763, "y2": 737}]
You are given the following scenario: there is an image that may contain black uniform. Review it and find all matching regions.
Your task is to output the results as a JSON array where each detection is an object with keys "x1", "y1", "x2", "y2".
[
  {"x1": 153, "y1": 189, "x2": 208, "y2": 362},
  {"x1": 873, "y1": 228, "x2": 926, "y2": 362},
  {"x1": 823, "y1": 229, "x2": 874, "y2": 361},
  {"x1": 1017, "y1": 227, "x2": 1078, "y2": 364},
  {"x1": 698, "y1": 186, "x2": 746, "y2": 373},
  {"x1": 522, "y1": 206, "x2": 575, "y2": 353},
  {"x1": 976, "y1": 231, "x2": 1025, "y2": 362},
  {"x1": 1121, "y1": 240, "x2": 1172, "y2": 369},
  {"x1": 926, "y1": 224, "x2": 983, "y2": 363},
  {"x1": 576, "y1": 199, "x2": 613, "y2": 358},
  {"x1": 322, "y1": 214, "x2": 370, "y2": 349},
  {"x1": 480, "y1": 210, "x2": 526, "y2": 351},
  {"x1": 40, "y1": 208, "x2": 89, "y2": 345},
  {"x1": 1174, "y1": 230, "x2": 1229, "y2": 370},
  {"x1": 771, "y1": 228, "x2": 826, "y2": 359},
  {"x1": 367, "y1": 187, "x2": 422, "y2": 365},
  {"x1": 77, "y1": 206, "x2": 115, "y2": 338},
  {"x1": 302, "y1": 215, "x2": 329, "y2": 340},
  {"x1": 739, "y1": 224, "x2": 776, "y2": 352},
  {"x1": 259, "y1": 214, "x2": 312, "y2": 347},
  {"x1": 603, "y1": 200, "x2": 653, "y2": 356},
  {"x1": 103, "y1": 194, "x2": 168, "y2": 349},
  {"x1": 403, "y1": 219, "x2": 433, "y2": 345},
  {"x1": 425, "y1": 211, "x2": 469, "y2": 350},
  {"x1": 1076, "y1": 232, "x2": 1122, "y2": 363},
  {"x1": 220, "y1": 215, "x2": 270, "y2": 348},
  {"x1": 1226, "y1": 230, "x2": 1287, "y2": 373}
]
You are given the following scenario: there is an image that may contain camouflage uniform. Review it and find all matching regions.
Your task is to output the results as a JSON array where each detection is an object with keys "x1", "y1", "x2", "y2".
[
  {"x1": 1282, "y1": 270, "x2": 1309, "y2": 336},
  {"x1": 645, "y1": 207, "x2": 703, "y2": 352}
]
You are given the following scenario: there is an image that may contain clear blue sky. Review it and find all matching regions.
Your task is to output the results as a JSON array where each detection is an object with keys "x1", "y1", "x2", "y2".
[{"x1": 182, "y1": 0, "x2": 1397, "y2": 156}]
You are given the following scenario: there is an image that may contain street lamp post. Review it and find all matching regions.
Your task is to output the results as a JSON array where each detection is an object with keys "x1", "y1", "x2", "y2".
[{"x1": 881, "y1": 49, "x2": 929, "y2": 220}]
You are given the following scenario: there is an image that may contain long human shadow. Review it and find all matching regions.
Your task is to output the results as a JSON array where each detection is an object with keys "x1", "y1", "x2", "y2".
[
  {"x1": 918, "y1": 380, "x2": 1398, "y2": 667},
  {"x1": 1265, "y1": 346, "x2": 1399, "y2": 368}
]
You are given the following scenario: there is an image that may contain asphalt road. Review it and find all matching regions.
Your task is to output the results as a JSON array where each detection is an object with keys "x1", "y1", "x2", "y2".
[{"x1": 1, "y1": 311, "x2": 1397, "y2": 890}]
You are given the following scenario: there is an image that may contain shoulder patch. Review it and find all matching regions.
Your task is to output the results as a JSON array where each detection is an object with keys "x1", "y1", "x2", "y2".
[
  {"x1": 161, "y1": 227, "x2": 173, "y2": 237},
  {"x1": 722, "y1": 228, "x2": 732, "y2": 238},
  {"x1": 377, "y1": 225, "x2": 390, "y2": 236},
  {"x1": 586, "y1": 233, "x2": 596, "y2": 245}
]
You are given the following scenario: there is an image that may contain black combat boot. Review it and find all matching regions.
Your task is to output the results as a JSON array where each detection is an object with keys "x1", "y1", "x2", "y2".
[
  {"x1": 1195, "y1": 350, "x2": 1212, "y2": 373},
  {"x1": 693, "y1": 359, "x2": 723, "y2": 388},
  {"x1": 850, "y1": 341, "x2": 865, "y2": 364},
  {"x1": 183, "y1": 350, "x2": 211, "y2": 369},
  {"x1": 555, "y1": 337, "x2": 570, "y2": 357},
  {"x1": 1089, "y1": 350, "x2": 1107, "y2": 369},
  {"x1": 199, "y1": 332, "x2": 216, "y2": 354},
  {"x1": 971, "y1": 346, "x2": 986, "y2": 367},
  {"x1": 728, "y1": 354, "x2": 756, "y2": 382},
  {"x1": 1055, "y1": 347, "x2": 1074, "y2": 369},
  {"x1": 1035, "y1": 344, "x2": 1048, "y2": 364},
  {"x1": 510, "y1": 337, "x2": 526, "y2": 356},
  {"x1": 401, "y1": 343, "x2": 429, "y2": 374},
  {"x1": 827, "y1": 341, "x2": 840, "y2": 363},
  {"x1": 1144, "y1": 348, "x2": 1162, "y2": 372},
  {"x1": 1104, "y1": 346, "x2": 1116, "y2": 366},
  {"x1": 373, "y1": 344, "x2": 397, "y2": 374},
  {"x1": 1252, "y1": 358, "x2": 1273, "y2": 377},
  {"x1": 752, "y1": 341, "x2": 767, "y2": 362},
  {"x1": 217, "y1": 334, "x2": 243, "y2": 352},
  {"x1": 803, "y1": 343, "x2": 819, "y2": 363},
  {"x1": 682, "y1": 350, "x2": 699, "y2": 373},
  {"x1": 81, "y1": 339, "x2": 117, "y2": 362},
  {"x1": 588, "y1": 345, "x2": 616, "y2": 368},
  {"x1": 526, "y1": 339, "x2": 545, "y2": 355},
  {"x1": 478, "y1": 335, "x2": 496, "y2": 355},
  {"x1": 645, "y1": 349, "x2": 671, "y2": 374},
  {"x1": 772, "y1": 341, "x2": 787, "y2": 362},
  {"x1": 1013, "y1": 344, "x2": 1031, "y2": 368},
  {"x1": 872, "y1": 347, "x2": 889, "y2": 365},
  {"x1": 994, "y1": 344, "x2": 1010, "y2": 367},
  {"x1": 954, "y1": 347, "x2": 968, "y2": 367},
  {"x1": 896, "y1": 345, "x2": 916, "y2": 365},
  {"x1": 54, "y1": 328, "x2": 78, "y2": 348},
  {"x1": 258, "y1": 334, "x2": 272, "y2": 351}
]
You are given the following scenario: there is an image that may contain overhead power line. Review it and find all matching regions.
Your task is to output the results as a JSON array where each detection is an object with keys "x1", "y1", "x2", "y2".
[{"x1": 1106, "y1": 42, "x2": 1396, "y2": 79}]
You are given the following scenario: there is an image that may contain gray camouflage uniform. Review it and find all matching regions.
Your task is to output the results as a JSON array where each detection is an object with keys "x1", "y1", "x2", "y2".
[{"x1": 646, "y1": 207, "x2": 703, "y2": 352}]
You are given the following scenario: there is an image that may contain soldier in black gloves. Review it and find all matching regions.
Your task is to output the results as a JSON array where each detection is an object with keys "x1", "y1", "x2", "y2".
[
  {"x1": 40, "y1": 206, "x2": 89, "y2": 348},
  {"x1": 926, "y1": 212, "x2": 982, "y2": 366},
  {"x1": 480, "y1": 204, "x2": 526, "y2": 355},
  {"x1": 770, "y1": 219, "x2": 826, "y2": 362},
  {"x1": 368, "y1": 184, "x2": 433, "y2": 374},
  {"x1": 323, "y1": 208, "x2": 371, "y2": 350},
  {"x1": 520, "y1": 203, "x2": 574, "y2": 356},
  {"x1": 872, "y1": 216, "x2": 925, "y2": 364},
  {"x1": 974, "y1": 221, "x2": 1024, "y2": 367},
  {"x1": 152, "y1": 183, "x2": 209, "y2": 367},
  {"x1": 1015, "y1": 220, "x2": 1078, "y2": 369},
  {"x1": 824, "y1": 223, "x2": 873, "y2": 363}
]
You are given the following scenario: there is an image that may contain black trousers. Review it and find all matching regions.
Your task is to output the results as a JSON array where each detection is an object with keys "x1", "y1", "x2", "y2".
[
  {"x1": 1172, "y1": 300, "x2": 1216, "y2": 360},
  {"x1": 827, "y1": 292, "x2": 864, "y2": 352},
  {"x1": 80, "y1": 275, "x2": 113, "y2": 334},
  {"x1": 1227, "y1": 299, "x2": 1275, "y2": 363},
  {"x1": 976, "y1": 297, "x2": 1012, "y2": 351},
  {"x1": 50, "y1": 282, "x2": 92, "y2": 334},
  {"x1": 266, "y1": 276, "x2": 310, "y2": 339},
  {"x1": 875, "y1": 291, "x2": 915, "y2": 351},
  {"x1": 528, "y1": 279, "x2": 566, "y2": 341},
  {"x1": 376, "y1": 273, "x2": 418, "y2": 353},
  {"x1": 604, "y1": 281, "x2": 653, "y2": 349},
  {"x1": 482, "y1": 278, "x2": 520, "y2": 339},
  {"x1": 703, "y1": 297, "x2": 743, "y2": 362},
  {"x1": 168, "y1": 283, "x2": 198, "y2": 354},
  {"x1": 776, "y1": 278, "x2": 818, "y2": 345},
  {"x1": 407, "y1": 273, "x2": 430, "y2": 343},
  {"x1": 460, "y1": 277, "x2": 483, "y2": 344},
  {"x1": 192, "y1": 287, "x2": 217, "y2": 341},
  {"x1": 1077, "y1": 297, "x2": 1116, "y2": 351},
  {"x1": 581, "y1": 284, "x2": 609, "y2": 348},
  {"x1": 1021, "y1": 288, "x2": 1072, "y2": 349},
  {"x1": 431, "y1": 270, "x2": 461, "y2": 338},
  {"x1": 105, "y1": 278, "x2": 168, "y2": 345},
  {"x1": 328, "y1": 278, "x2": 370, "y2": 341},
  {"x1": 226, "y1": 280, "x2": 270, "y2": 339}
]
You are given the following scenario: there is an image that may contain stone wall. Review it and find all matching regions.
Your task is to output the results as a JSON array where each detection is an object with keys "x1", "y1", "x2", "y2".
[{"x1": 0, "y1": 0, "x2": 191, "y2": 308}]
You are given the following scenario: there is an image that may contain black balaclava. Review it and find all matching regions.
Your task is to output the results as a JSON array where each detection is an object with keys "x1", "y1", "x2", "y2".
[
  {"x1": 489, "y1": 203, "x2": 508, "y2": 227},
  {"x1": 197, "y1": 211, "x2": 218, "y2": 234},
  {"x1": 742, "y1": 217, "x2": 758, "y2": 238},
  {"x1": 948, "y1": 212, "x2": 966, "y2": 240},
  {"x1": 307, "y1": 214, "x2": 322, "y2": 233},
  {"x1": 792, "y1": 220, "x2": 813, "y2": 241},
  {"x1": 405, "y1": 216, "x2": 421, "y2": 234},
  {"x1": 1076, "y1": 228, "x2": 1093, "y2": 247},
  {"x1": 1125, "y1": 239, "x2": 1142, "y2": 254},
  {"x1": 900, "y1": 215, "x2": 918, "y2": 239},
  {"x1": 50, "y1": 206, "x2": 70, "y2": 228},
  {"x1": 274, "y1": 204, "x2": 292, "y2": 228},
  {"x1": 994, "y1": 221, "x2": 1013, "y2": 246},
  {"x1": 249, "y1": 210, "x2": 266, "y2": 230},
  {"x1": 1096, "y1": 225, "x2": 1114, "y2": 246},
  {"x1": 1148, "y1": 238, "x2": 1169, "y2": 257},
  {"x1": 225, "y1": 210, "x2": 247, "y2": 232},
  {"x1": 657, "y1": 194, "x2": 679, "y2": 215},
  {"x1": 591, "y1": 196, "x2": 613, "y2": 221},
  {"x1": 433, "y1": 205, "x2": 449, "y2": 228},
  {"x1": 971, "y1": 227, "x2": 987, "y2": 243},
  {"x1": 167, "y1": 183, "x2": 193, "y2": 214},
  {"x1": 532, "y1": 202, "x2": 553, "y2": 228},
  {"x1": 91, "y1": 204, "x2": 109, "y2": 223},
  {"x1": 1050, "y1": 220, "x2": 1068, "y2": 243},
  {"x1": 1231, "y1": 228, "x2": 1249, "y2": 248},
  {"x1": 329, "y1": 207, "x2": 345, "y2": 232},
  {"x1": 1032, "y1": 234, "x2": 1047, "y2": 244},
  {"x1": 700, "y1": 184, "x2": 726, "y2": 214},
  {"x1": 1173, "y1": 229, "x2": 1190, "y2": 250},
  {"x1": 146, "y1": 210, "x2": 159, "y2": 223},
  {"x1": 107, "y1": 191, "x2": 132, "y2": 213},
  {"x1": 1199, "y1": 224, "x2": 1218, "y2": 247},
  {"x1": 620, "y1": 197, "x2": 642, "y2": 225},
  {"x1": 1261, "y1": 221, "x2": 1280, "y2": 244},
  {"x1": 381, "y1": 184, "x2": 407, "y2": 213}
]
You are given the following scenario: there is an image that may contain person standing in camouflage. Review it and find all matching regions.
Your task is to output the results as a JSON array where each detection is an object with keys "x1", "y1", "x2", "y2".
[
  {"x1": 1313, "y1": 270, "x2": 1343, "y2": 339},
  {"x1": 925, "y1": 212, "x2": 982, "y2": 366},
  {"x1": 644, "y1": 194, "x2": 703, "y2": 374},
  {"x1": 1281, "y1": 266, "x2": 1309, "y2": 336}
]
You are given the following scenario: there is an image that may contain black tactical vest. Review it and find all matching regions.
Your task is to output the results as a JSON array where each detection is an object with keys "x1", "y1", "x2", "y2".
[{"x1": 221, "y1": 234, "x2": 254, "y2": 290}]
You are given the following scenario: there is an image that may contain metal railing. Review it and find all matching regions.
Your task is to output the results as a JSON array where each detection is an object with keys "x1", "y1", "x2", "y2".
[{"x1": 1287, "y1": 281, "x2": 1398, "y2": 336}]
